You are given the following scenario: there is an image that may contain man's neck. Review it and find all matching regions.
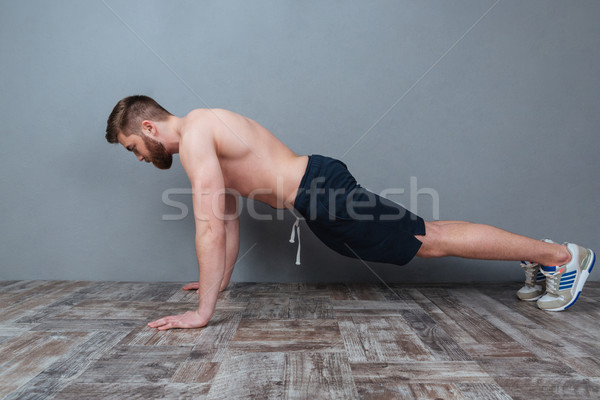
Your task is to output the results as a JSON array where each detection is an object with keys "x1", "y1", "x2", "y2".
[{"x1": 159, "y1": 115, "x2": 183, "y2": 155}]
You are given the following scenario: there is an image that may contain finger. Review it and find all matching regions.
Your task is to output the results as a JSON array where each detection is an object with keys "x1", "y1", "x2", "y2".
[
  {"x1": 158, "y1": 320, "x2": 181, "y2": 331},
  {"x1": 148, "y1": 319, "x2": 160, "y2": 327},
  {"x1": 182, "y1": 282, "x2": 199, "y2": 291},
  {"x1": 148, "y1": 319, "x2": 165, "y2": 328},
  {"x1": 157, "y1": 323, "x2": 171, "y2": 330},
  {"x1": 148, "y1": 316, "x2": 173, "y2": 327}
]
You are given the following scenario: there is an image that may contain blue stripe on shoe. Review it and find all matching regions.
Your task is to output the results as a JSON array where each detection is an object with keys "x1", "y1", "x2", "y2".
[
  {"x1": 564, "y1": 292, "x2": 582, "y2": 310},
  {"x1": 562, "y1": 270, "x2": 577, "y2": 278},
  {"x1": 559, "y1": 284, "x2": 574, "y2": 290},
  {"x1": 541, "y1": 265, "x2": 557, "y2": 272}
]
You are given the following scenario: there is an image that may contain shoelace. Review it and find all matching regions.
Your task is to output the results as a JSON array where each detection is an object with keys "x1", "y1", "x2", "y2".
[
  {"x1": 540, "y1": 268, "x2": 562, "y2": 296},
  {"x1": 522, "y1": 263, "x2": 538, "y2": 287},
  {"x1": 289, "y1": 216, "x2": 301, "y2": 265},
  {"x1": 544, "y1": 272, "x2": 560, "y2": 296}
]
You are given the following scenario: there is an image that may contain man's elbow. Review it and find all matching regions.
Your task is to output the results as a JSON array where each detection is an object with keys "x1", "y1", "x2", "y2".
[{"x1": 195, "y1": 221, "x2": 226, "y2": 240}]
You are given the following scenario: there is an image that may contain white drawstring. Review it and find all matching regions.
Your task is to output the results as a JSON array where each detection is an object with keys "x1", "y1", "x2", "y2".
[{"x1": 289, "y1": 216, "x2": 301, "y2": 265}]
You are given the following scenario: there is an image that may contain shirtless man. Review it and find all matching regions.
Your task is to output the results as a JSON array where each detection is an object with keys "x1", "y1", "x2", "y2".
[{"x1": 105, "y1": 95, "x2": 595, "y2": 330}]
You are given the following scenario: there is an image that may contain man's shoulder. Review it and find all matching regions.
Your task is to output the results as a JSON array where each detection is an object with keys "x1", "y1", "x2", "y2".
[
  {"x1": 181, "y1": 109, "x2": 238, "y2": 136},
  {"x1": 183, "y1": 108, "x2": 211, "y2": 122},
  {"x1": 179, "y1": 128, "x2": 219, "y2": 179},
  {"x1": 185, "y1": 108, "x2": 236, "y2": 120},
  {"x1": 179, "y1": 112, "x2": 217, "y2": 162},
  {"x1": 180, "y1": 109, "x2": 216, "y2": 139},
  {"x1": 181, "y1": 108, "x2": 245, "y2": 151}
]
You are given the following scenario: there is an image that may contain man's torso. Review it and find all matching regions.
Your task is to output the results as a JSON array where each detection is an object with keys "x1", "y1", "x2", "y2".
[{"x1": 179, "y1": 109, "x2": 308, "y2": 209}]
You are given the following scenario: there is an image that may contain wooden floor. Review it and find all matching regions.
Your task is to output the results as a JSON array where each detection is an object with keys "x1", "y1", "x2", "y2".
[{"x1": 1, "y1": 280, "x2": 599, "y2": 399}]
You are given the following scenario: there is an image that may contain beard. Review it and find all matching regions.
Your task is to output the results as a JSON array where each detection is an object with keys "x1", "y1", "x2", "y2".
[{"x1": 142, "y1": 134, "x2": 173, "y2": 170}]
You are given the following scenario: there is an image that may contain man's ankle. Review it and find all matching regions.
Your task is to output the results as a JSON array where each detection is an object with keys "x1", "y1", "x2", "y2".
[{"x1": 558, "y1": 244, "x2": 572, "y2": 266}]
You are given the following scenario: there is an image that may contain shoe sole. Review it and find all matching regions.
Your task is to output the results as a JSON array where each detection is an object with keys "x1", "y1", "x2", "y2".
[
  {"x1": 520, "y1": 295, "x2": 543, "y2": 302},
  {"x1": 542, "y1": 249, "x2": 595, "y2": 312},
  {"x1": 521, "y1": 279, "x2": 546, "y2": 302}
]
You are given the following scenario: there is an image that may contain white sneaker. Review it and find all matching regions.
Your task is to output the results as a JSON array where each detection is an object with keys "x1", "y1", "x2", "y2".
[
  {"x1": 517, "y1": 261, "x2": 545, "y2": 301},
  {"x1": 516, "y1": 239, "x2": 554, "y2": 301},
  {"x1": 537, "y1": 243, "x2": 595, "y2": 311}
]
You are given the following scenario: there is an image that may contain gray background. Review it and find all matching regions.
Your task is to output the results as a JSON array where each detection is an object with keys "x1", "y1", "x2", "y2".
[{"x1": 1, "y1": 0, "x2": 599, "y2": 283}]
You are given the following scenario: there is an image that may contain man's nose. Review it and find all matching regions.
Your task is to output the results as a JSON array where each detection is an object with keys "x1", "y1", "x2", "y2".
[{"x1": 137, "y1": 154, "x2": 144, "y2": 161}]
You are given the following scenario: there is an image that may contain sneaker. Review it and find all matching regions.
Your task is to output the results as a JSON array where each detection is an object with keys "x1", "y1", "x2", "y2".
[
  {"x1": 516, "y1": 238, "x2": 554, "y2": 301},
  {"x1": 517, "y1": 261, "x2": 546, "y2": 301},
  {"x1": 537, "y1": 243, "x2": 596, "y2": 311}
]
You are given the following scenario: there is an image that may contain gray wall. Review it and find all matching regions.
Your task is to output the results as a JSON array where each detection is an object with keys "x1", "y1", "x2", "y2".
[{"x1": 1, "y1": 0, "x2": 599, "y2": 283}]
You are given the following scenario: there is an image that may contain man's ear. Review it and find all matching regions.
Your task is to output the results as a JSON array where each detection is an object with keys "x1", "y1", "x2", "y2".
[{"x1": 141, "y1": 120, "x2": 156, "y2": 137}]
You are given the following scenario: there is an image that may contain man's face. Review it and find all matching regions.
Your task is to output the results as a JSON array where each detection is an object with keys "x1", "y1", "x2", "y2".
[{"x1": 118, "y1": 132, "x2": 173, "y2": 170}]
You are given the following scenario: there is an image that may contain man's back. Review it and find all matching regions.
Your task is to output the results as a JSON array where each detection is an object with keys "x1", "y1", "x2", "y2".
[{"x1": 180, "y1": 108, "x2": 308, "y2": 209}]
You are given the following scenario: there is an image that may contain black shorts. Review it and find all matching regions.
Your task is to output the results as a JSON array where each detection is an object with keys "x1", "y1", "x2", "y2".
[{"x1": 293, "y1": 154, "x2": 426, "y2": 266}]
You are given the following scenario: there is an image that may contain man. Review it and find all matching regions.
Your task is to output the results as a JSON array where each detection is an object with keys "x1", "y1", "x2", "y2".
[{"x1": 105, "y1": 95, "x2": 595, "y2": 330}]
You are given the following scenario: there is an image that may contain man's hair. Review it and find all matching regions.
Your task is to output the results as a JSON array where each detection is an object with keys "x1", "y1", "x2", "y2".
[{"x1": 105, "y1": 95, "x2": 172, "y2": 144}]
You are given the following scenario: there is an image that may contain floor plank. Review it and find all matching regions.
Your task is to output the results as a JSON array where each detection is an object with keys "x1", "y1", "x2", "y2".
[
  {"x1": 76, "y1": 345, "x2": 193, "y2": 384},
  {"x1": 56, "y1": 382, "x2": 210, "y2": 400},
  {"x1": 350, "y1": 361, "x2": 494, "y2": 384},
  {"x1": 283, "y1": 352, "x2": 359, "y2": 399},
  {"x1": 230, "y1": 319, "x2": 345, "y2": 353},
  {"x1": 206, "y1": 352, "x2": 286, "y2": 399}
]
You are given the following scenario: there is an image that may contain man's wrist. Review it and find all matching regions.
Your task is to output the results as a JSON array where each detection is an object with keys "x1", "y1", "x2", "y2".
[{"x1": 195, "y1": 306, "x2": 215, "y2": 322}]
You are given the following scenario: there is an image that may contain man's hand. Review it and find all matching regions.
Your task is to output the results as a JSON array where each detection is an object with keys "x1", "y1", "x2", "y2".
[
  {"x1": 183, "y1": 281, "x2": 230, "y2": 293},
  {"x1": 147, "y1": 310, "x2": 209, "y2": 330},
  {"x1": 182, "y1": 282, "x2": 199, "y2": 292}
]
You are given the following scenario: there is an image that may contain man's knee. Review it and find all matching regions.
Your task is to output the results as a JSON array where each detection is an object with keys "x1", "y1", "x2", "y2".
[{"x1": 415, "y1": 221, "x2": 448, "y2": 258}]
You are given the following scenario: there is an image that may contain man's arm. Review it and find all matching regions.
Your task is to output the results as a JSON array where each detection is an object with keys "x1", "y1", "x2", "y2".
[
  {"x1": 148, "y1": 132, "x2": 226, "y2": 330},
  {"x1": 182, "y1": 193, "x2": 240, "y2": 293},
  {"x1": 220, "y1": 194, "x2": 240, "y2": 291}
]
